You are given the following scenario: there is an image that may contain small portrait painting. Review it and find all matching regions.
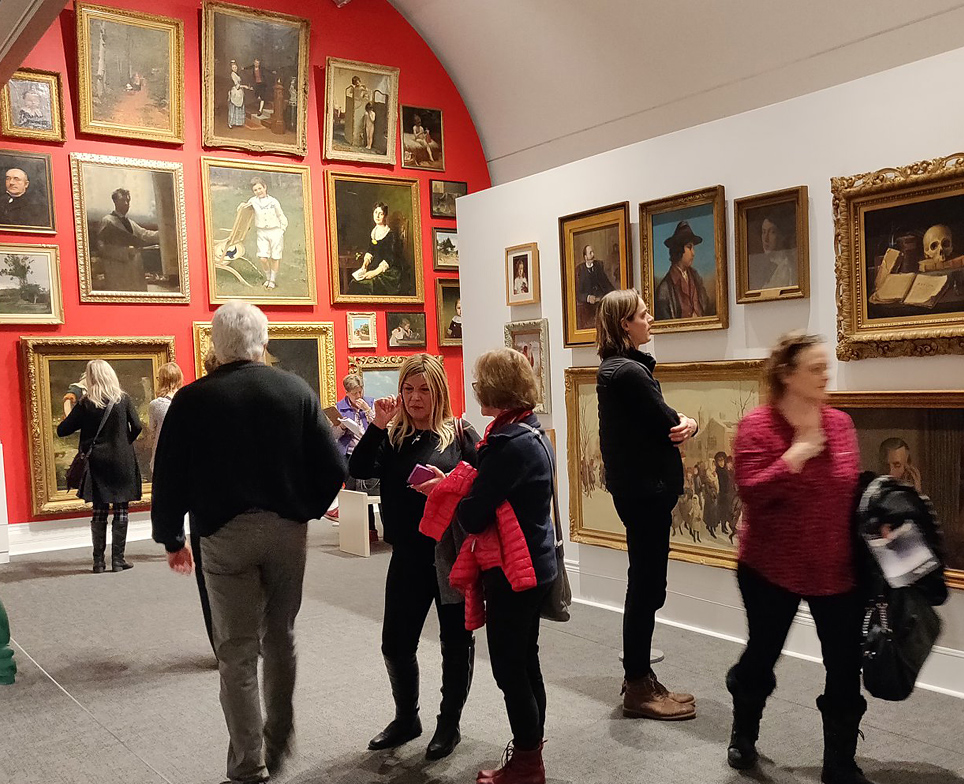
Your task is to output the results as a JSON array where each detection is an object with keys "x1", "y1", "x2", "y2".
[
  {"x1": 436, "y1": 279, "x2": 462, "y2": 347},
  {"x1": 401, "y1": 105, "x2": 444, "y2": 171},
  {"x1": 505, "y1": 242, "x2": 540, "y2": 306},
  {"x1": 387, "y1": 311, "x2": 426, "y2": 348},
  {"x1": 0, "y1": 69, "x2": 64, "y2": 142},
  {"x1": 433, "y1": 228, "x2": 458, "y2": 270},
  {"x1": 0, "y1": 243, "x2": 63, "y2": 324},
  {"x1": 430, "y1": 180, "x2": 467, "y2": 219},
  {"x1": 324, "y1": 57, "x2": 399, "y2": 165},
  {"x1": 504, "y1": 319, "x2": 550, "y2": 413},
  {"x1": 347, "y1": 312, "x2": 377, "y2": 349},
  {"x1": 736, "y1": 187, "x2": 809, "y2": 303},
  {"x1": 0, "y1": 149, "x2": 55, "y2": 233}
]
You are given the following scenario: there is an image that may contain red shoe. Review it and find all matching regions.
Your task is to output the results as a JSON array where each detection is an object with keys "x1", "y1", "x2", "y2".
[
  {"x1": 477, "y1": 741, "x2": 545, "y2": 784},
  {"x1": 369, "y1": 529, "x2": 379, "y2": 544},
  {"x1": 324, "y1": 508, "x2": 339, "y2": 523}
]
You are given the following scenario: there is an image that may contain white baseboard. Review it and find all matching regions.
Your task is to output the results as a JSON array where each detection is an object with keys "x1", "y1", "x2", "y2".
[{"x1": 7, "y1": 511, "x2": 154, "y2": 556}]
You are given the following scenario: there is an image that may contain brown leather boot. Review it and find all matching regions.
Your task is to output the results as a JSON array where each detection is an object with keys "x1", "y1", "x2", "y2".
[
  {"x1": 477, "y1": 741, "x2": 545, "y2": 784},
  {"x1": 622, "y1": 673, "x2": 696, "y2": 720},
  {"x1": 650, "y1": 675, "x2": 695, "y2": 704}
]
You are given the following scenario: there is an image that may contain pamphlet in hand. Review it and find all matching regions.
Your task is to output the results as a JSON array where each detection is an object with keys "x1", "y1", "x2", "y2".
[
  {"x1": 862, "y1": 521, "x2": 941, "y2": 589},
  {"x1": 339, "y1": 417, "x2": 364, "y2": 439},
  {"x1": 351, "y1": 268, "x2": 367, "y2": 282}
]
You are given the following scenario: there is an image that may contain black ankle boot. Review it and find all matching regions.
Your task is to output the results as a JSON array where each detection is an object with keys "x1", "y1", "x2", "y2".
[
  {"x1": 369, "y1": 654, "x2": 422, "y2": 750},
  {"x1": 425, "y1": 637, "x2": 474, "y2": 760},
  {"x1": 726, "y1": 666, "x2": 770, "y2": 771},
  {"x1": 817, "y1": 694, "x2": 875, "y2": 784}
]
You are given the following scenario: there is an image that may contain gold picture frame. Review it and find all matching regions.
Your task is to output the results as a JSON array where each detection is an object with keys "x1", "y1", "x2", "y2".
[
  {"x1": 436, "y1": 279, "x2": 462, "y2": 347},
  {"x1": 347, "y1": 311, "x2": 377, "y2": 349},
  {"x1": 70, "y1": 152, "x2": 190, "y2": 304},
  {"x1": 193, "y1": 321, "x2": 336, "y2": 407},
  {"x1": 640, "y1": 185, "x2": 728, "y2": 334},
  {"x1": 735, "y1": 186, "x2": 810, "y2": 303},
  {"x1": 324, "y1": 56, "x2": 399, "y2": 165},
  {"x1": 21, "y1": 335, "x2": 175, "y2": 516},
  {"x1": 400, "y1": 104, "x2": 444, "y2": 171},
  {"x1": 349, "y1": 354, "x2": 444, "y2": 400},
  {"x1": 0, "y1": 243, "x2": 64, "y2": 324},
  {"x1": 0, "y1": 68, "x2": 65, "y2": 142},
  {"x1": 504, "y1": 318, "x2": 550, "y2": 414},
  {"x1": 833, "y1": 152, "x2": 964, "y2": 360},
  {"x1": 505, "y1": 242, "x2": 540, "y2": 306},
  {"x1": 202, "y1": 1, "x2": 310, "y2": 157},
  {"x1": 0, "y1": 148, "x2": 55, "y2": 234},
  {"x1": 76, "y1": 3, "x2": 184, "y2": 144}
]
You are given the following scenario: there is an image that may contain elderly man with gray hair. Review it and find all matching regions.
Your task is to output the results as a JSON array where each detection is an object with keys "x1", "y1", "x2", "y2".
[{"x1": 152, "y1": 301, "x2": 345, "y2": 784}]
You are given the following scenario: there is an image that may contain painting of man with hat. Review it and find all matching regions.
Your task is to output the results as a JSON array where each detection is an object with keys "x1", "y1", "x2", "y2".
[{"x1": 654, "y1": 219, "x2": 712, "y2": 320}]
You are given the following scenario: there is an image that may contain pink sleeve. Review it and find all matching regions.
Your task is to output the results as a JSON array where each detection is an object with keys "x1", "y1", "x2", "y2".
[{"x1": 733, "y1": 417, "x2": 794, "y2": 505}]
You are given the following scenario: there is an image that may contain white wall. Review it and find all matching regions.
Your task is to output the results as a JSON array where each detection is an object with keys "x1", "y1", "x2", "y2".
[{"x1": 457, "y1": 46, "x2": 964, "y2": 697}]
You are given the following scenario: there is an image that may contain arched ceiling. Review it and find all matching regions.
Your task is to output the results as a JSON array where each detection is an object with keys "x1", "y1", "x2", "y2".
[{"x1": 389, "y1": 0, "x2": 964, "y2": 184}]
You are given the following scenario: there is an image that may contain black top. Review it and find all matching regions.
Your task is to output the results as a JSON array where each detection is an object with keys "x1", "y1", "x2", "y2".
[
  {"x1": 456, "y1": 413, "x2": 558, "y2": 585},
  {"x1": 151, "y1": 361, "x2": 346, "y2": 552},
  {"x1": 575, "y1": 261, "x2": 615, "y2": 304},
  {"x1": 349, "y1": 419, "x2": 479, "y2": 560},
  {"x1": 596, "y1": 349, "x2": 684, "y2": 498}
]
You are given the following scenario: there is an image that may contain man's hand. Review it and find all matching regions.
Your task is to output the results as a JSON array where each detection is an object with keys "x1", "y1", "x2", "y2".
[
  {"x1": 670, "y1": 415, "x2": 698, "y2": 445},
  {"x1": 167, "y1": 546, "x2": 194, "y2": 575}
]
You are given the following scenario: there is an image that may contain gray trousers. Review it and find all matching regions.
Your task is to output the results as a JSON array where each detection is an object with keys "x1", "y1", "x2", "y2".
[{"x1": 201, "y1": 510, "x2": 307, "y2": 784}]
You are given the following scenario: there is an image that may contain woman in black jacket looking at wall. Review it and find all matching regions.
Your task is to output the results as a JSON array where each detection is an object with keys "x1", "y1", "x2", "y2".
[{"x1": 596, "y1": 289, "x2": 699, "y2": 720}]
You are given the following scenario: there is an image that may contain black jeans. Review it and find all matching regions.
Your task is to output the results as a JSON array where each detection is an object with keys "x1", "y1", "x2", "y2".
[
  {"x1": 730, "y1": 563, "x2": 864, "y2": 709},
  {"x1": 612, "y1": 493, "x2": 676, "y2": 681},
  {"x1": 483, "y1": 569, "x2": 551, "y2": 751}
]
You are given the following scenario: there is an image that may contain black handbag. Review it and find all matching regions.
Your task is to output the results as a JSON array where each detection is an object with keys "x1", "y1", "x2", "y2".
[{"x1": 65, "y1": 402, "x2": 113, "y2": 490}]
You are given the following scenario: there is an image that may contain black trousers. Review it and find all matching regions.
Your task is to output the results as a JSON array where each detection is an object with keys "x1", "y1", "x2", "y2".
[
  {"x1": 730, "y1": 563, "x2": 864, "y2": 709},
  {"x1": 483, "y1": 569, "x2": 551, "y2": 751},
  {"x1": 612, "y1": 493, "x2": 676, "y2": 681},
  {"x1": 189, "y1": 518, "x2": 216, "y2": 657}
]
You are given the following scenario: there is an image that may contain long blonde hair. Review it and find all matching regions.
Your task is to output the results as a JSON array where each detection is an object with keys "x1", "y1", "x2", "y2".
[
  {"x1": 85, "y1": 359, "x2": 124, "y2": 408},
  {"x1": 388, "y1": 353, "x2": 455, "y2": 451}
]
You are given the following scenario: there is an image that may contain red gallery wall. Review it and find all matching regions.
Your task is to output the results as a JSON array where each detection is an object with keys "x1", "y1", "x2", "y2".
[{"x1": 0, "y1": 0, "x2": 490, "y2": 526}]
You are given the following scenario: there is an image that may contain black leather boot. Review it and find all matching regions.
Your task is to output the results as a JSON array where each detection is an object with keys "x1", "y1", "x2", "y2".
[
  {"x1": 91, "y1": 516, "x2": 108, "y2": 573},
  {"x1": 817, "y1": 694, "x2": 875, "y2": 784},
  {"x1": 369, "y1": 654, "x2": 422, "y2": 750},
  {"x1": 426, "y1": 637, "x2": 475, "y2": 760},
  {"x1": 726, "y1": 666, "x2": 772, "y2": 770},
  {"x1": 111, "y1": 512, "x2": 133, "y2": 572}
]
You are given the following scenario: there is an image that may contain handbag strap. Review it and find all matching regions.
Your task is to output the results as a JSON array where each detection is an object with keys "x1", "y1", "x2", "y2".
[
  {"x1": 85, "y1": 400, "x2": 114, "y2": 455},
  {"x1": 520, "y1": 422, "x2": 564, "y2": 551}
]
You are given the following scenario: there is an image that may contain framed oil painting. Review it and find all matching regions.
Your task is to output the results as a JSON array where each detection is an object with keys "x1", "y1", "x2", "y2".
[
  {"x1": 566, "y1": 359, "x2": 766, "y2": 568},
  {"x1": 0, "y1": 68, "x2": 65, "y2": 142},
  {"x1": 21, "y1": 335, "x2": 175, "y2": 516},
  {"x1": 430, "y1": 180, "x2": 467, "y2": 219},
  {"x1": 0, "y1": 243, "x2": 63, "y2": 324},
  {"x1": 505, "y1": 242, "x2": 540, "y2": 306},
  {"x1": 193, "y1": 321, "x2": 336, "y2": 406},
  {"x1": 349, "y1": 354, "x2": 444, "y2": 400},
  {"x1": 833, "y1": 152, "x2": 964, "y2": 360},
  {"x1": 201, "y1": 156, "x2": 316, "y2": 305},
  {"x1": 324, "y1": 57, "x2": 399, "y2": 165},
  {"x1": 433, "y1": 227, "x2": 458, "y2": 270},
  {"x1": 436, "y1": 279, "x2": 462, "y2": 347},
  {"x1": 640, "y1": 185, "x2": 728, "y2": 334},
  {"x1": 203, "y1": 2, "x2": 310, "y2": 157},
  {"x1": 76, "y1": 3, "x2": 184, "y2": 144},
  {"x1": 735, "y1": 186, "x2": 809, "y2": 303},
  {"x1": 0, "y1": 148, "x2": 55, "y2": 233},
  {"x1": 504, "y1": 318, "x2": 550, "y2": 414},
  {"x1": 387, "y1": 311, "x2": 426, "y2": 348},
  {"x1": 325, "y1": 171, "x2": 423, "y2": 304},
  {"x1": 347, "y1": 311, "x2": 377, "y2": 349},
  {"x1": 559, "y1": 202, "x2": 632, "y2": 346},
  {"x1": 401, "y1": 105, "x2": 444, "y2": 171},
  {"x1": 70, "y1": 152, "x2": 189, "y2": 303}
]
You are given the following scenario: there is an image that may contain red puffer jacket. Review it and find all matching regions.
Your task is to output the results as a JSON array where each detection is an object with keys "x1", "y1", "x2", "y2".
[{"x1": 420, "y1": 461, "x2": 536, "y2": 630}]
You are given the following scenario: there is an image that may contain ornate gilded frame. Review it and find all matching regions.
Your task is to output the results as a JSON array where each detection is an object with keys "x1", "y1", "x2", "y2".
[
  {"x1": 75, "y1": 3, "x2": 184, "y2": 143},
  {"x1": 347, "y1": 311, "x2": 377, "y2": 349},
  {"x1": 432, "y1": 227, "x2": 459, "y2": 270},
  {"x1": 505, "y1": 242, "x2": 540, "y2": 306},
  {"x1": 0, "y1": 243, "x2": 64, "y2": 324},
  {"x1": 70, "y1": 152, "x2": 190, "y2": 304},
  {"x1": 0, "y1": 148, "x2": 55, "y2": 234},
  {"x1": 833, "y1": 152, "x2": 964, "y2": 360},
  {"x1": 0, "y1": 68, "x2": 65, "y2": 142},
  {"x1": 348, "y1": 353, "x2": 444, "y2": 398},
  {"x1": 21, "y1": 335, "x2": 175, "y2": 516},
  {"x1": 436, "y1": 279, "x2": 462, "y2": 347},
  {"x1": 324, "y1": 56, "x2": 399, "y2": 165},
  {"x1": 504, "y1": 318, "x2": 550, "y2": 414}
]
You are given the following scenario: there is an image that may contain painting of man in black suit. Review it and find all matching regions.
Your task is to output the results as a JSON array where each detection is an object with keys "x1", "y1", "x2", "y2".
[
  {"x1": 575, "y1": 244, "x2": 615, "y2": 330},
  {"x1": 0, "y1": 150, "x2": 54, "y2": 232}
]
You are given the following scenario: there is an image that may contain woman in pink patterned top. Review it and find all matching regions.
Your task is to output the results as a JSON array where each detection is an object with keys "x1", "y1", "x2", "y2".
[{"x1": 726, "y1": 333, "x2": 873, "y2": 784}]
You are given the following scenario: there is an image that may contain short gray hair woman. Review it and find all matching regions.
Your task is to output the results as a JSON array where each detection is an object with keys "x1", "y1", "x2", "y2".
[{"x1": 212, "y1": 301, "x2": 268, "y2": 364}]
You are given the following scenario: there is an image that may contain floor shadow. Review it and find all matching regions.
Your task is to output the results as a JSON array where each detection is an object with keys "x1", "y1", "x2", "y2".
[
  {"x1": 0, "y1": 561, "x2": 99, "y2": 583},
  {"x1": 798, "y1": 763, "x2": 964, "y2": 784}
]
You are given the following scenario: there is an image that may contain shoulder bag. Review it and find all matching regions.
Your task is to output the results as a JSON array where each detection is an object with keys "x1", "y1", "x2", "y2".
[{"x1": 65, "y1": 401, "x2": 114, "y2": 490}]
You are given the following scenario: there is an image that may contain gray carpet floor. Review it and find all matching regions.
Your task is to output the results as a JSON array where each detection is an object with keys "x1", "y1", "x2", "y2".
[{"x1": 0, "y1": 524, "x2": 962, "y2": 784}]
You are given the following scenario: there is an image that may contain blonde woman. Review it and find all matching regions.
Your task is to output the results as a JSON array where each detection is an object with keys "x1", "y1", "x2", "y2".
[
  {"x1": 58, "y1": 359, "x2": 143, "y2": 573},
  {"x1": 148, "y1": 362, "x2": 183, "y2": 472},
  {"x1": 349, "y1": 354, "x2": 481, "y2": 760}
]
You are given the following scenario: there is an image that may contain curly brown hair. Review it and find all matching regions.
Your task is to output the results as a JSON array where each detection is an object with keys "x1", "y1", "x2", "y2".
[{"x1": 764, "y1": 331, "x2": 824, "y2": 402}]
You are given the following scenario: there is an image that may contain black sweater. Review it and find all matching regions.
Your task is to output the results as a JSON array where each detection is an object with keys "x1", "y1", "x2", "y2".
[{"x1": 151, "y1": 361, "x2": 346, "y2": 551}]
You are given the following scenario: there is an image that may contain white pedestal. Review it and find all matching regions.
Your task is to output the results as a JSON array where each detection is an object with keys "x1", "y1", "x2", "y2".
[{"x1": 337, "y1": 489, "x2": 371, "y2": 557}]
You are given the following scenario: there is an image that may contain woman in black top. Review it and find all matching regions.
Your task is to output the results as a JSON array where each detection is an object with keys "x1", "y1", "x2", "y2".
[
  {"x1": 348, "y1": 201, "x2": 403, "y2": 296},
  {"x1": 57, "y1": 359, "x2": 143, "y2": 573},
  {"x1": 349, "y1": 354, "x2": 479, "y2": 760},
  {"x1": 595, "y1": 290, "x2": 698, "y2": 720}
]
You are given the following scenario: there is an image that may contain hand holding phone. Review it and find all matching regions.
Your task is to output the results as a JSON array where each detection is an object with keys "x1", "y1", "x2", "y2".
[{"x1": 407, "y1": 463, "x2": 436, "y2": 486}]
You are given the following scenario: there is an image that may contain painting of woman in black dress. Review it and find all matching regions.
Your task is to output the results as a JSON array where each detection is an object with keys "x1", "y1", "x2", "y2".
[{"x1": 348, "y1": 201, "x2": 402, "y2": 296}]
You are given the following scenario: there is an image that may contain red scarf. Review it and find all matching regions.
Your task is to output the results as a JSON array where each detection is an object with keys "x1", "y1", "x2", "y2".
[{"x1": 480, "y1": 408, "x2": 533, "y2": 446}]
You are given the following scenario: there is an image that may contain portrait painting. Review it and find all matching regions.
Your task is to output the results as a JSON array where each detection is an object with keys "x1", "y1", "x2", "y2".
[
  {"x1": 347, "y1": 311, "x2": 377, "y2": 349},
  {"x1": 433, "y1": 228, "x2": 459, "y2": 270},
  {"x1": 70, "y1": 152, "x2": 189, "y2": 303},
  {"x1": 640, "y1": 185, "x2": 728, "y2": 334},
  {"x1": 0, "y1": 243, "x2": 63, "y2": 324},
  {"x1": 324, "y1": 57, "x2": 399, "y2": 165},
  {"x1": 193, "y1": 321, "x2": 336, "y2": 405},
  {"x1": 0, "y1": 148, "x2": 55, "y2": 233},
  {"x1": 504, "y1": 319, "x2": 550, "y2": 414},
  {"x1": 834, "y1": 153, "x2": 964, "y2": 360},
  {"x1": 430, "y1": 179, "x2": 467, "y2": 219},
  {"x1": 436, "y1": 279, "x2": 462, "y2": 347},
  {"x1": 21, "y1": 336, "x2": 174, "y2": 516},
  {"x1": 349, "y1": 354, "x2": 444, "y2": 400},
  {"x1": 76, "y1": 3, "x2": 184, "y2": 143},
  {"x1": 401, "y1": 105, "x2": 444, "y2": 171},
  {"x1": 201, "y1": 157, "x2": 315, "y2": 305},
  {"x1": 326, "y1": 171, "x2": 423, "y2": 304},
  {"x1": 735, "y1": 186, "x2": 809, "y2": 303},
  {"x1": 387, "y1": 311, "x2": 426, "y2": 348},
  {"x1": 559, "y1": 202, "x2": 632, "y2": 346},
  {"x1": 0, "y1": 68, "x2": 64, "y2": 142},
  {"x1": 203, "y1": 2, "x2": 310, "y2": 156},
  {"x1": 505, "y1": 242, "x2": 540, "y2": 306}
]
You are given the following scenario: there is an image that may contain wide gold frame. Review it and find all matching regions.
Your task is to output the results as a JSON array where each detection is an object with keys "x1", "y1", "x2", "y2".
[
  {"x1": 0, "y1": 243, "x2": 64, "y2": 324},
  {"x1": 75, "y1": 3, "x2": 184, "y2": 143},
  {"x1": 0, "y1": 148, "x2": 55, "y2": 234},
  {"x1": 505, "y1": 242, "x2": 540, "y2": 306},
  {"x1": 436, "y1": 279, "x2": 461, "y2": 347},
  {"x1": 0, "y1": 68, "x2": 65, "y2": 142},
  {"x1": 325, "y1": 170, "x2": 424, "y2": 304},
  {"x1": 202, "y1": 1, "x2": 310, "y2": 156},
  {"x1": 192, "y1": 321, "x2": 336, "y2": 407},
  {"x1": 347, "y1": 311, "x2": 378, "y2": 349},
  {"x1": 400, "y1": 104, "x2": 445, "y2": 172},
  {"x1": 833, "y1": 152, "x2": 964, "y2": 360},
  {"x1": 200, "y1": 156, "x2": 317, "y2": 305},
  {"x1": 640, "y1": 185, "x2": 728, "y2": 334},
  {"x1": 504, "y1": 318, "x2": 550, "y2": 414},
  {"x1": 21, "y1": 335, "x2": 175, "y2": 516},
  {"x1": 323, "y1": 56, "x2": 399, "y2": 166},
  {"x1": 348, "y1": 354, "x2": 444, "y2": 374},
  {"x1": 70, "y1": 152, "x2": 190, "y2": 304}
]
